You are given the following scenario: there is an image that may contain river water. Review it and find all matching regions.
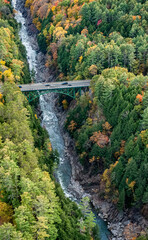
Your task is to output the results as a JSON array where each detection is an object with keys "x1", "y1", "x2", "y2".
[{"x1": 11, "y1": 1, "x2": 110, "y2": 239}]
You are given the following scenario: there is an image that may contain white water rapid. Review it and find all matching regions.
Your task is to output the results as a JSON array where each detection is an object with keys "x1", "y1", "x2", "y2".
[{"x1": 11, "y1": 1, "x2": 110, "y2": 239}]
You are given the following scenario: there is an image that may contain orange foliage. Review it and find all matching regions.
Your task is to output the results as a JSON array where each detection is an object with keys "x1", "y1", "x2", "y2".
[
  {"x1": 59, "y1": 73, "x2": 64, "y2": 80},
  {"x1": 132, "y1": 15, "x2": 141, "y2": 20},
  {"x1": 89, "y1": 156, "x2": 95, "y2": 163},
  {"x1": 50, "y1": 43, "x2": 58, "y2": 60},
  {"x1": 102, "y1": 122, "x2": 112, "y2": 131},
  {"x1": 47, "y1": 142, "x2": 52, "y2": 151},
  {"x1": 62, "y1": 99, "x2": 68, "y2": 110},
  {"x1": 4, "y1": 0, "x2": 10, "y2": 4},
  {"x1": 37, "y1": 3, "x2": 48, "y2": 19},
  {"x1": 90, "y1": 131, "x2": 109, "y2": 148},
  {"x1": 102, "y1": 121, "x2": 112, "y2": 135},
  {"x1": 136, "y1": 94, "x2": 143, "y2": 102},
  {"x1": 81, "y1": 28, "x2": 88, "y2": 36},
  {"x1": 123, "y1": 223, "x2": 140, "y2": 240},
  {"x1": 68, "y1": 120, "x2": 77, "y2": 132}
]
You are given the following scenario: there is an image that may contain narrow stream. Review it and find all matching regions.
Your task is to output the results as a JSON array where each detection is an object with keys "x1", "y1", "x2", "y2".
[{"x1": 11, "y1": 1, "x2": 110, "y2": 239}]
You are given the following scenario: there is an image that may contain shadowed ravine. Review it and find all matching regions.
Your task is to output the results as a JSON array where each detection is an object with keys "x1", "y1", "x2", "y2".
[{"x1": 11, "y1": 0, "x2": 110, "y2": 239}]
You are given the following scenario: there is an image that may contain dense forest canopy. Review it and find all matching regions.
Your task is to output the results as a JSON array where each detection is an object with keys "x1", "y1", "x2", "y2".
[
  {"x1": 24, "y1": 0, "x2": 148, "y2": 218},
  {"x1": 0, "y1": 0, "x2": 98, "y2": 239},
  {"x1": 25, "y1": 0, "x2": 148, "y2": 78},
  {"x1": 0, "y1": 0, "x2": 148, "y2": 238}
]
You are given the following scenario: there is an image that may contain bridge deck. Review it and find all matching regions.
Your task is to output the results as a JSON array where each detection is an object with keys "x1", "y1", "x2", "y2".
[{"x1": 0, "y1": 80, "x2": 90, "y2": 92}]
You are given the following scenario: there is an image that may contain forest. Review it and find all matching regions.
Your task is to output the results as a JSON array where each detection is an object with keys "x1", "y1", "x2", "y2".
[
  {"x1": 24, "y1": 0, "x2": 148, "y2": 210},
  {"x1": 0, "y1": 0, "x2": 148, "y2": 239},
  {"x1": 24, "y1": 0, "x2": 148, "y2": 235},
  {"x1": 0, "y1": 0, "x2": 98, "y2": 239}
]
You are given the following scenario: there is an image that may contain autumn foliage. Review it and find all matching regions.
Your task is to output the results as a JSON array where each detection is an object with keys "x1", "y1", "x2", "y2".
[{"x1": 90, "y1": 131, "x2": 109, "y2": 148}]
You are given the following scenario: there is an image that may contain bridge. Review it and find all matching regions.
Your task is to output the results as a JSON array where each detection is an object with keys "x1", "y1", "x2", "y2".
[{"x1": 0, "y1": 80, "x2": 90, "y2": 102}]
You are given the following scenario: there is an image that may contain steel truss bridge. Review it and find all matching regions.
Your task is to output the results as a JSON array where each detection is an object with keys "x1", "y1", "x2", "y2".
[{"x1": 1, "y1": 80, "x2": 90, "y2": 102}]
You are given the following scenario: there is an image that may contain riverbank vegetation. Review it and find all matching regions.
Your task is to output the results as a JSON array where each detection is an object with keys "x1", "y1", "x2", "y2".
[
  {"x1": 0, "y1": 0, "x2": 98, "y2": 239},
  {"x1": 24, "y1": 0, "x2": 148, "y2": 234},
  {"x1": 66, "y1": 67, "x2": 148, "y2": 211}
]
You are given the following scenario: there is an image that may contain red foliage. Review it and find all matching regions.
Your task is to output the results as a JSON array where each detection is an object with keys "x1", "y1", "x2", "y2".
[
  {"x1": 136, "y1": 94, "x2": 143, "y2": 102},
  {"x1": 97, "y1": 19, "x2": 102, "y2": 26},
  {"x1": 4, "y1": 0, "x2": 10, "y2": 4}
]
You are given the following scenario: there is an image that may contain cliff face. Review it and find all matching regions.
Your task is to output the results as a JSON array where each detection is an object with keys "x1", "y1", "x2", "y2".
[{"x1": 54, "y1": 97, "x2": 148, "y2": 240}]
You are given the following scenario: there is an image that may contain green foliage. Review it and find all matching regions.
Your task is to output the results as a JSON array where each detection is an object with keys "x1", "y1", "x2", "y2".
[
  {"x1": 65, "y1": 67, "x2": 148, "y2": 210},
  {"x1": 26, "y1": 0, "x2": 148, "y2": 78}
]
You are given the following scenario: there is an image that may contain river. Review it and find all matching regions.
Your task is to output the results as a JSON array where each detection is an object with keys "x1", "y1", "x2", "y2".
[{"x1": 11, "y1": 0, "x2": 110, "y2": 239}]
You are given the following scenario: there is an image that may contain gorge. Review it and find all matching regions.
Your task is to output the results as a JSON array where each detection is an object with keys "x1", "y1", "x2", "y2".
[
  {"x1": 0, "y1": 0, "x2": 147, "y2": 239},
  {"x1": 11, "y1": 0, "x2": 110, "y2": 239}
]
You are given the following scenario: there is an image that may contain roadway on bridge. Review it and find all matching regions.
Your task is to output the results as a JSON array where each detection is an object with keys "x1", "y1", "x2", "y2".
[{"x1": 0, "y1": 80, "x2": 90, "y2": 92}]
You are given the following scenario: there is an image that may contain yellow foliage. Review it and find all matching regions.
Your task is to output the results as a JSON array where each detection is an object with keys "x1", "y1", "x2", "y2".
[
  {"x1": 53, "y1": 27, "x2": 67, "y2": 41},
  {"x1": 0, "y1": 93, "x2": 3, "y2": 100},
  {"x1": 0, "y1": 60, "x2": 5, "y2": 65},
  {"x1": 36, "y1": 22, "x2": 41, "y2": 31},
  {"x1": 126, "y1": 178, "x2": 136, "y2": 190},
  {"x1": 35, "y1": 114, "x2": 38, "y2": 119},
  {"x1": 80, "y1": 151, "x2": 87, "y2": 159},
  {"x1": 33, "y1": 17, "x2": 40, "y2": 28},
  {"x1": 128, "y1": 181, "x2": 136, "y2": 189},
  {"x1": 11, "y1": 59, "x2": 24, "y2": 78},
  {"x1": 49, "y1": 24, "x2": 55, "y2": 36},
  {"x1": 3, "y1": 69, "x2": 14, "y2": 81},
  {"x1": 25, "y1": 0, "x2": 33, "y2": 8},
  {"x1": 86, "y1": 117, "x2": 93, "y2": 126},
  {"x1": 88, "y1": 64, "x2": 98, "y2": 76},
  {"x1": 140, "y1": 130, "x2": 148, "y2": 146},
  {"x1": 128, "y1": 158, "x2": 132, "y2": 163},
  {"x1": 43, "y1": 28, "x2": 47, "y2": 37},
  {"x1": 52, "y1": 6, "x2": 56, "y2": 12},
  {"x1": 79, "y1": 55, "x2": 83, "y2": 63},
  {"x1": 0, "y1": 201, "x2": 13, "y2": 224},
  {"x1": 102, "y1": 161, "x2": 119, "y2": 196}
]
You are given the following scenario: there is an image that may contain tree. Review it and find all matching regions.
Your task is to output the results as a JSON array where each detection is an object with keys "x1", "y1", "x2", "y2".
[
  {"x1": 78, "y1": 197, "x2": 96, "y2": 235},
  {"x1": 0, "y1": 223, "x2": 23, "y2": 240},
  {"x1": 118, "y1": 188, "x2": 125, "y2": 210}
]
